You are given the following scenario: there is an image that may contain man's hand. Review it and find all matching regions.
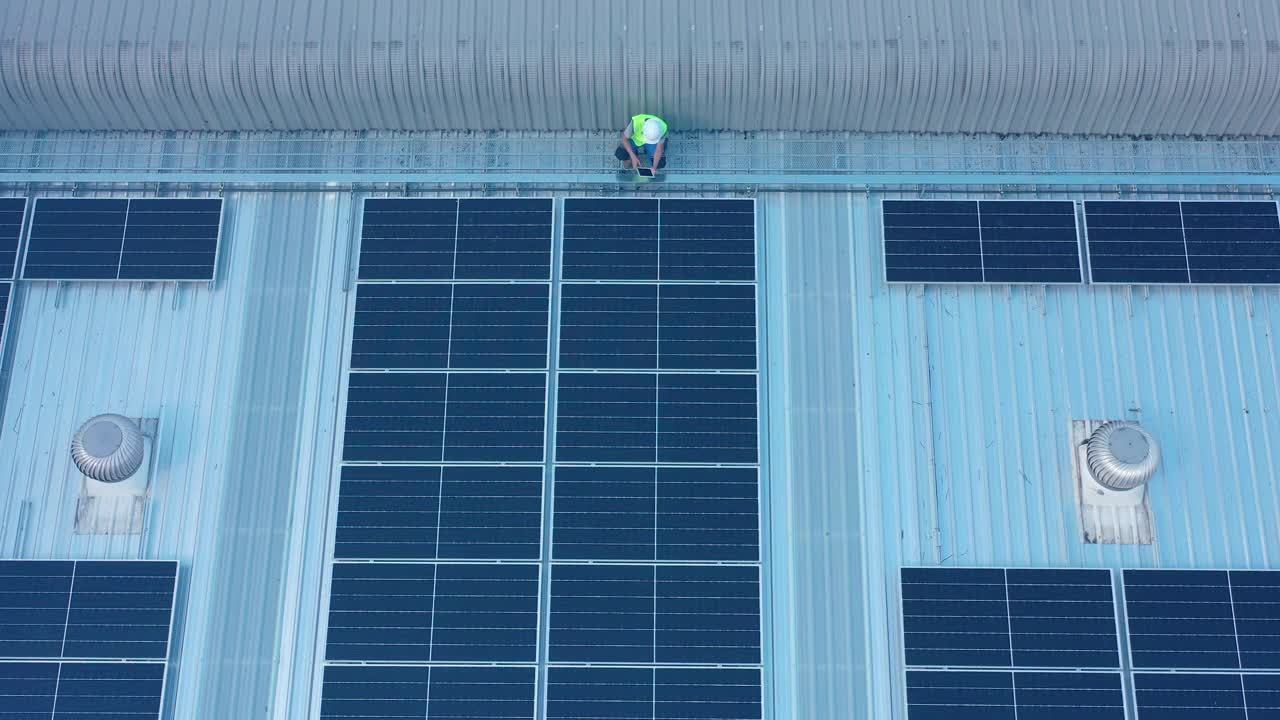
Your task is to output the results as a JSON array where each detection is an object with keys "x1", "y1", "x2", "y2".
[
  {"x1": 648, "y1": 165, "x2": 659, "y2": 176},
  {"x1": 630, "y1": 155, "x2": 643, "y2": 170}
]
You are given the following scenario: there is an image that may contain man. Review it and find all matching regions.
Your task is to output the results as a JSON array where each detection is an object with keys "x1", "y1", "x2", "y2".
[{"x1": 614, "y1": 113, "x2": 668, "y2": 174}]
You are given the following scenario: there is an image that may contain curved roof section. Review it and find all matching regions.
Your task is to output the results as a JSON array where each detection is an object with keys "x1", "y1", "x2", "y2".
[{"x1": 2, "y1": 0, "x2": 1279, "y2": 135}]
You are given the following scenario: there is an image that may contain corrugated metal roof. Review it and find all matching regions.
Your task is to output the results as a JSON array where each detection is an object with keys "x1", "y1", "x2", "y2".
[
  {"x1": 0, "y1": 138, "x2": 1277, "y2": 720},
  {"x1": 2, "y1": 0, "x2": 1279, "y2": 135}
]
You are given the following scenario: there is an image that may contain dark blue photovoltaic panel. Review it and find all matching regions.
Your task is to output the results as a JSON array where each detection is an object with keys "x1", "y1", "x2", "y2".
[
  {"x1": 559, "y1": 284, "x2": 658, "y2": 369},
  {"x1": 556, "y1": 373, "x2": 656, "y2": 463},
  {"x1": 657, "y1": 374, "x2": 758, "y2": 464},
  {"x1": 351, "y1": 284, "x2": 452, "y2": 369},
  {"x1": 342, "y1": 373, "x2": 447, "y2": 462},
  {"x1": 326, "y1": 562, "x2": 539, "y2": 663},
  {"x1": 0, "y1": 661, "x2": 57, "y2": 716},
  {"x1": 1124, "y1": 569, "x2": 1239, "y2": 669},
  {"x1": 1005, "y1": 569, "x2": 1118, "y2": 668},
  {"x1": 547, "y1": 667, "x2": 654, "y2": 720},
  {"x1": 553, "y1": 466, "x2": 759, "y2": 562},
  {"x1": 658, "y1": 199, "x2": 755, "y2": 281},
  {"x1": 0, "y1": 198, "x2": 26, "y2": 278},
  {"x1": 54, "y1": 662, "x2": 165, "y2": 720},
  {"x1": 26, "y1": 199, "x2": 220, "y2": 281},
  {"x1": 1134, "y1": 673, "x2": 1246, "y2": 720},
  {"x1": 553, "y1": 466, "x2": 656, "y2": 560},
  {"x1": 117, "y1": 198, "x2": 221, "y2": 280},
  {"x1": 321, "y1": 665, "x2": 428, "y2": 719},
  {"x1": 883, "y1": 200, "x2": 983, "y2": 283},
  {"x1": 562, "y1": 198, "x2": 658, "y2": 280},
  {"x1": 63, "y1": 561, "x2": 177, "y2": 660},
  {"x1": 321, "y1": 665, "x2": 536, "y2": 720},
  {"x1": 1245, "y1": 674, "x2": 1280, "y2": 719},
  {"x1": 442, "y1": 372, "x2": 547, "y2": 462},
  {"x1": 1183, "y1": 201, "x2": 1280, "y2": 284},
  {"x1": 907, "y1": 670, "x2": 1014, "y2": 720},
  {"x1": 342, "y1": 372, "x2": 546, "y2": 462},
  {"x1": 428, "y1": 666, "x2": 536, "y2": 720},
  {"x1": 1084, "y1": 201, "x2": 1190, "y2": 284},
  {"x1": 430, "y1": 564, "x2": 539, "y2": 662},
  {"x1": 977, "y1": 201, "x2": 1081, "y2": 283},
  {"x1": 0, "y1": 283, "x2": 9, "y2": 348},
  {"x1": 901, "y1": 568, "x2": 1012, "y2": 667},
  {"x1": 654, "y1": 668, "x2": 762, "y2": 720},
  {"x1": 326, "y1": 562, "x2": 435, "y2": 662},
  {"x1": 455, "y1": 199, "x2": 552, "y2": 280},
  {"x1": 547, "y1": 667, "x2": 762, "y2": 720},
  {"x1": 336, "y1": 465, "x2": 543, "y2": 560},
  {"x1": 359, "y1": 199, "x2": 457, "y2": 280},
  {"x1": 656, "y1": 564, "x2": 760, "y2": 664},
  {"x1": 907, "y1": 671, "x2": 1123, "y2": 720},
  {"x1": 353, "y1": 284, "x2": 549, "y2": 370},
  {"x1": 0, "y1": 561, "x2": 177, "y2": 662},
  {"x1": 449, "y1": 284, "x2": 549, "y2": 368},
  {"x1": 550, "y1": 564, "x2": 655, "y2": 663},
  {"x1": 1230, "y1": 571, "x2": 1280, "y2": 670},
  {"x1": 0, "y1": 561, "x2": 72, "y2": 658},
  {"x1": 902, "y1": 568, "x2": 1119, "y2": 669},
  {"x1": 658, "y1": 284, "x2": 757, "y2": 370},
  {"x1": 25, "y1": 199, "x2": 128, "y2": 280}
]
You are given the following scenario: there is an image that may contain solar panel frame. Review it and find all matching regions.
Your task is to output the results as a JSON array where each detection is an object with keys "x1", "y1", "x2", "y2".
[
  {"x1": 1084, "y1": 200, "x2": 1280, "y2": 286},
  {"x1": 1181, "y1": 200, "x2": 1280, "y2": 285},
  {"x1": 23, "y1": 197, "x2": 223, "y2": 282},
  {"x1": 881, "y1": 199, "x2": 1085, "y2": 285},
  {"x1": 0, "y1": 283, "x2": 10, "y2": 368},
  {"x1": 905, "y1": 669, "x2": 1126, "y2": 720},
  {"x1": 899, "y1": 566, "x2": 1121, "y2": 670}
]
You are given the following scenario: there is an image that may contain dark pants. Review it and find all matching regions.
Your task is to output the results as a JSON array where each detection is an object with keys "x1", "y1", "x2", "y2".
[{"x1": 615, "y1": 139, "x2": 668, "y2": 168}]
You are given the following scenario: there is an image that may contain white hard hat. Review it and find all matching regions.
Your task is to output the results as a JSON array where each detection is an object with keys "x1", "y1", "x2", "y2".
[{"x1": 642, "y1": 118, "x2": 664, "y2": 144}]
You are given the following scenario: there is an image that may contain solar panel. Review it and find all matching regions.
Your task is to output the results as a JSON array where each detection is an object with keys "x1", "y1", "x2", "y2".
[
  {"x1": 336, "y1": 465, "x2": 543, "y2": 560},
  {"x1": 561, "y1": 198, "x2": 754, "y2": 281},
  {"x1": 1086, "y1": 201, "x2": 1280, "y2": 285},
  {"x1": 358, "y1": 198, "x2": 553, "y2": 281},
  {"x1": 901, "y1": 567, "x2": 1119, "y2": 669},
  {"x1": 547, "y1": 667, "x2": 763, "y2": 720},
  {"x1": 1134, "y1": 672, "x2": 1247, "y2": 720},
  {"x1": 562, "y1": 198, "x2": 658, "y2": 280},
  {"x1": 0, "y1": 560, "x2": 178, "y2": 661},
  {"x1": 53, "y1": 661, "x2": 166, "y2": 719},
  {"x1": 906, "y1": 670, "x2": 1124, "y2": 720},
  {"x1": 0, "y1": 198, "x2": 26, "y2": 278},
  {"x1": 549, "y1": 564, "x2": 760, "y2": 665},
  {"x1": 657, "y1": 373, "x2": 758, "y2": 464},
  {"x1": 1245, "y1": 674, "x2": 1280, "y2": 717},
  {"x1": 320, "y1": 664, "x2": 537, "y2": 720},
  {"x1": 25, "y1": 198, "x2": 221, "y2": 281},
  {"x1": 342, "y1": 372, "x2": 547, "y2": 462},
  {"x1": 1183, "y1": 201, "x2": 1280, "y2": 284},
  {"x1": 352, "y1": 283, "x2": 549, "y2": 369},
  {"x1": 883, "y1": 200, "x2": 1082, "y2": 284},
  {"x1": 552, "y1": 466, "x2": 759, "y2": 562},
  {"x1": 559, "y1": 284, "x2": 659, "y2": 368},
  {"x1": 555, "y1": 373, "x2": 657, "y2": 463},
  {"x1": 326, "y1": 562, "x2": 539, "y2": 663},
  {"x1": 658, "y1": 199, "x2": 756, "y2": 281},
  {"x1": 1124, "y1": 569, "x2": 1280, "y2": 670},
  {"x1": 0, "y1": 283, "x2": 9, "y2": 353}
]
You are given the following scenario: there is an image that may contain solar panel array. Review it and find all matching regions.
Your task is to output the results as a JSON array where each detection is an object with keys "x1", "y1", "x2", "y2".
[
  {"x1": 882, "y1": 199, "x2": 1280, "y2": 286},
  {"x1": 1124, "y1": 569, "x2": 1280, "y2": 719},
  {"x1": 0, "y1": 560, "x2": 178, "y2": 719},
  {"x1": 324, "y1": 198, "x2": 553, "y2": 720},
  {"x1": 900, "y1": 567, "x2": 1280, "y2": 719},
  {"x1": 883, "y1": 200, "x2": 1082, "y2": 284},
  {"x1": 323, "y1": 197, "x2": 762, "y2": 720},
  {"x1": 1086, "y1": 200, "x2": 1280, "y2": 285},
  {"x1": 551, "y1": 198, "x2": 761, "y2": 720}
]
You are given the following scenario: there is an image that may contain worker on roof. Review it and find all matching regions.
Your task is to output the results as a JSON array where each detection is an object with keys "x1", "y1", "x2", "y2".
[{"x1": 615, "y1": 113, "x2": 668, "y2": 174}]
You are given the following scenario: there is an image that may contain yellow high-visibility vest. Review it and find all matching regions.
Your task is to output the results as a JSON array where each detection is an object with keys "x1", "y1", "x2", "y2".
[{"x1": 630, "y1": 114, "x2": 667, "y2": 146}]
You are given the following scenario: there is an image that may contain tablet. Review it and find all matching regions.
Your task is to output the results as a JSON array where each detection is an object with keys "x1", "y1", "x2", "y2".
[{"x1": 637, "y1": 167, "x2": 655, "y2": 177}]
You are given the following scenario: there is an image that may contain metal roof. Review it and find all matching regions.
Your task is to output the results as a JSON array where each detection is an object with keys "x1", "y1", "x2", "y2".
[
  {"x1": 0, "y1": 132, "x2": 1276, "y2": 720},
  {"x1": 2, "y1": 0, "x2": 1280, "y2": 135}
]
